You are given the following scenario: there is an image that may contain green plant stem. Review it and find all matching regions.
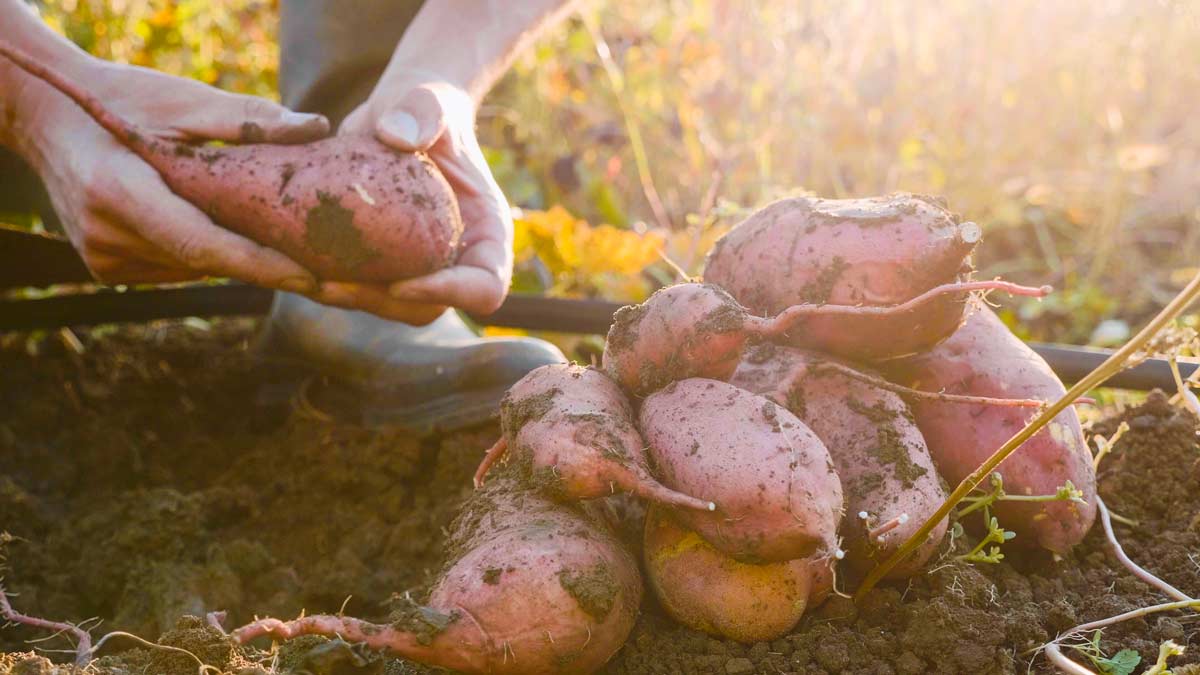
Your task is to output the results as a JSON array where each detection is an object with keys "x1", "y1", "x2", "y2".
[
  {"x1": 580, "y1": 12, "x2": 672, "y2": 231},
  {"x1": 1001, "y1": 493, "x2": 1079, "y2": 503},
  {"x1": 855, "y1": 268, "x2": 1200, "y2": 600}
]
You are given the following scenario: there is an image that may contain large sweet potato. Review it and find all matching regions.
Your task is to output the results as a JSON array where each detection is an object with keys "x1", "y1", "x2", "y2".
[
  {"x1": 882, "y1": 303, "x2": 1097, "y2": 553},
  {"x1": 475, "y1": 364, "x2": 713, "y2": 511},
  {"x1": 0, "y1": 39, "x2": 461, "y2": 282},
  {"x1": 642, "y1": 505, "x2": 835, "y2": 643},
  {"x1": 731, "y1": 345, "x2": 948, "y2": 577},
  {"x1": 704, "y1": 193, "x2": 987, "y2": 360},
  {"x1": 638, "y1": 378, "x2": 844, "y2": 562},
  {"x1": 233, "y1": 472, "x2": 641, "y2": 674}
]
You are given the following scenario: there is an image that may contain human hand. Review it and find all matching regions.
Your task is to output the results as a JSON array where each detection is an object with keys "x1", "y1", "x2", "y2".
[
  {"x1": 310, "y1": 68, "x2": 513, "y2": 326},
  {"x1": 16, "y1": 58, "x2": 329, "y2": 292}
]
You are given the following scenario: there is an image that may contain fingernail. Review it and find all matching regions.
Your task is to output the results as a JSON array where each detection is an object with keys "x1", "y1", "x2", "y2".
[
  {"x1": 379, "y1": 111, "x2": 420, "y2": 146},
  {"x1": 284, "y1": 111, "x2": 325, "y2": 125},
  {"x1": 279, "y1": 277, "x2": 315, "y2": 294}
]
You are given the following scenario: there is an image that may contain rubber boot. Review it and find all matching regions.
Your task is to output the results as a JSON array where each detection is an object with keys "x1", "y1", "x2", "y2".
[{"x1": 256, "y1": 0, "x2": 566, "y2": 434}]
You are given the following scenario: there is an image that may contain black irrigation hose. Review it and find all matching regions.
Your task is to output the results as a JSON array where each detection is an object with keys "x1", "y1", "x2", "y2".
[{"x1": 0, "y1": 284, "x2": 1195, "y2": 391}]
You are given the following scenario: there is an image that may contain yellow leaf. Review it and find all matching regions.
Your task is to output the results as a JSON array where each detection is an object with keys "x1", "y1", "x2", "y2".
[{"x1": 483, "y1": 326, "x2": 528, "y2": 338}]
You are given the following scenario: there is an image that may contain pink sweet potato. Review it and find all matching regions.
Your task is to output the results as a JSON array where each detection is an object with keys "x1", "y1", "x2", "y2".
[
  {"x1": 642, "y1": 505, "x2": 835, "y2": 643},
  {"x1": 474, "y1": 364, "x2": 713, "y2": 511},
  {"x1": 704, "y1": 194, "x2": 996, "y2": 360},
  {"x1": 638, "y1": 378, "x2": 844, "y2": 562},
  {"x1": 603, "y1": 283, "x2": 750, "y2": 396},
  {"x1": 603, "y1": 279, "x2": 1046, "y2": 398},
  {"x1": 730, "y1": 345, "x2": 948, "y2": 577},
  {"x1": 0, "y1": 40, "x2": 461, "y2": 282},
  {"x1": 881, "y1": 303, "x2": 1097, "y2": 553},
  {"x1": 233, "y1": 472, "x2": 641, "y2": 674}
]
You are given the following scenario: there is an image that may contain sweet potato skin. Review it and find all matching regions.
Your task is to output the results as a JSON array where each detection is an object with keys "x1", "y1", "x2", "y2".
[
  {"x1": 639, "y1": 379, "x2": 844, "y2": 562},
  {"x1": 731, "y1": 345, "x2": 948, "y2": 577},
  {"x1": 642, "y1": 505, "x2": 815, "y2": 643},
  {"x1": 497, "y1": 364, "x2": 709, "y2": 510},
  {"x1": 232, "y1": 473, "x2": 640, "y2": 675},
  {"x1": 882, "y1": 303, "x2": 1097, "y2": 553},
  {"x1": 425, "y1": 474, "x2": 643, "y2": 674},
  {"x1": 703, "y1": 193, "x2": 978, "y2": 360},
  {"x1": 603, "y1": 283, "x2": 749, "y2": 397},
  {"x1": 146, "y1": 136, "x2": 462, "y2": 282}
]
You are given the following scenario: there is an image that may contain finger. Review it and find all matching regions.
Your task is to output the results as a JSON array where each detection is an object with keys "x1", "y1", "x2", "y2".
[
  {"x1": 78, "y1": 214, "x2": 182, "y2": 270},
  {"x1": 310, "y1": 282, "x2": 448, "y2": 326},
  {"x1": 85, "y1": 252, "x2": 202, "y2": 285},
  {"x1": 102, "y1": 163, "x2": 319, "y2": 293},
  {"x1": 375, "y1": 85, "x2": 448, "y2": 152},
  {"x1": 387, "y1": 240, "x2": 510, "y2": 315},
  {"x1": 338, "y1": 104, "x2": 370, "y2": 136},
  {"x1": 169, "y1": 91, "x2": 330, "y2": 145},
  {"x1": 431, "y1": 126, "x2": 513, "y2": 253}
]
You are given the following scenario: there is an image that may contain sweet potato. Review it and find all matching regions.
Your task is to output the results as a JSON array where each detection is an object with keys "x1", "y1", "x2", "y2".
[
  {"x1": 730, "y1": 345, "x2": 948, "y2": 577},
  {"x1": 473, "y1": 364, "x2": 714, "y2": 512},
  {"x1": 638, "y1": 378, "x2": 844, "y2": 562},
  {"x1": 603, "y1": 280, "x2": 1047, "y2": 397},
  {"x1": 881, "y1": 303, "x2": 1097, "y2": 553},
  {"x1": 642, "y1": 505, "x2": 835, "y2": 643},
  {"x1": 0, "y1": 40, "x2": 461, "y2": 282},
  {"x1": 704, "y1": 193, "x2": 1029, "y2": 360},
  {"x1": 233, "y1": 472, "x2": 641, "y2": 674}
]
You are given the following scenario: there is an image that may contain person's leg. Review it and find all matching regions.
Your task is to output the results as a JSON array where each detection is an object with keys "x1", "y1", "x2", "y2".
[{"x1": 261, "y1": 0, "x2": 565, "y2": 434}]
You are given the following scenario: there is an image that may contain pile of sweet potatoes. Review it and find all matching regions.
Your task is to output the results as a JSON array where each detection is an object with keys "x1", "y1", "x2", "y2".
[{"x1": 232, "y1": 194, "x2": 1095, "y2": 673}]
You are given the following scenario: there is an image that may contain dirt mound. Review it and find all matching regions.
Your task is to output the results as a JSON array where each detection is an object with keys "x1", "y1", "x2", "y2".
[{"x1": 2, "y1": 322, "x2": 1199, "y2": 674}]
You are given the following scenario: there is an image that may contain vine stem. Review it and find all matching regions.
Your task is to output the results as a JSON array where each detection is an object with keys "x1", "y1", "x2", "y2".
[
  {"x1": 1096, "y1": 495, "x2": 1192, "y2": 603},
  {"x1": 854, "y1": 268, "x2": 1200, "y2": 599},
  {"x1": 1041, "y1": 599, "x2": 1200, "y2": 675},
  {"x1": 809, "y1": 361, "x2": 1047, "y2": 408},
  {"x1": 749, "y1": 280, "x2": 1050, "y2": 338},
  {"x1": 0, "y1": 583, "x2": 93, "y2": 667}
]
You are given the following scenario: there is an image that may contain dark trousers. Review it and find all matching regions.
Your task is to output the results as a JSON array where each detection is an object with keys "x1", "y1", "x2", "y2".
[{"x1": 0, "y1": 0, "x2": 425, "y2": 234}]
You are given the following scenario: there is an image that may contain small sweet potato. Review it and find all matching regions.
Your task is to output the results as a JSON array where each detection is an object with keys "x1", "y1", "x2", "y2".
[
  {"x1": 642, "y1": 505, "x2": 834, "y2": 643},
  {"x1": 704, "y1": 193, "x2": 988, "y2": 360},
  {"x1": 233, "y1": 472, "x2": 641, "y2": 674},
  {"x1": 638, "y1": 378, "x2": 844, "y2": 562},
  {"x1": 603, "y1": 279, "x2": 1047, "y2": 398},
  {"x1": 881, "y1": 303, "x2": 1097, "y2": 553},
  {"x1": 474, "y1": 364, "x2": 713, "y2": 512},
  {"x1": 603, "y1": 283, "x2": 750, "y2": 396},
  {"x1": 0, "y1": 39, "x2": 461, "y2": 282},
  {"x1": 731, "y1": 345, "x2": 948, "y2": 577}
]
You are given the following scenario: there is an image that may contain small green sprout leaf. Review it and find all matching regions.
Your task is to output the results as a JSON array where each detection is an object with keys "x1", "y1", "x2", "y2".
[
  {"x1": 1096, "y1": 648, "x2": 1141, "y2": 675},
  {"x1": 1069, "y1": 632, "x2": 1141, "y2": 675}
]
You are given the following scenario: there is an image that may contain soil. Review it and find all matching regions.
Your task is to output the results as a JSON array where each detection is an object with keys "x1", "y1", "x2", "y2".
[{"x1": 2, "y1": 320, "x2": 1200, "y2": 675}]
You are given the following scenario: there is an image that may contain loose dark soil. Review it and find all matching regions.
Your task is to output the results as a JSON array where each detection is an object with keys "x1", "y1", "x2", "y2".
[{"x1": 2, "y1": 320, "x2": 1199, "y2": 675}]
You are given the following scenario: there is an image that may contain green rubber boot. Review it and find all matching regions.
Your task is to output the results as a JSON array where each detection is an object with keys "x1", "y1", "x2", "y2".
[{"x1": 256, "y1": 294, "x2": 564, "y2": 434}]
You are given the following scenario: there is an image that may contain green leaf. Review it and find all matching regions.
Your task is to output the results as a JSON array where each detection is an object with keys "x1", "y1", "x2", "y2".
[{"x1": 1095, "y1": 649, "x2": 1140, "y2": 675}]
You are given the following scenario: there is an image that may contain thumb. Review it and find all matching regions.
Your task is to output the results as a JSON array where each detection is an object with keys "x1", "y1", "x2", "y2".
[
  {"x1": 374, "y1": 86, "x2": 447, "y2": 152},
  {"x1": 174, "y1": 92, "x2": 330, "y2": 145}
]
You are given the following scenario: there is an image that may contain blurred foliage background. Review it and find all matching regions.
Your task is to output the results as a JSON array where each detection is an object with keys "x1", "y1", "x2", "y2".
[{"x1": 18, "y1": 0, "x2": 1200, "y2": 354}]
